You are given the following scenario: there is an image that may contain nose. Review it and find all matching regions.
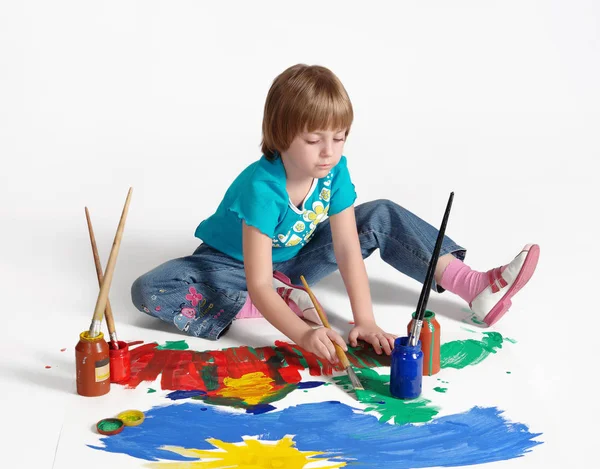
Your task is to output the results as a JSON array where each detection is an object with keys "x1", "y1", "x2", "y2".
[{"x1": 320, "y1": 139, "x2": 334, "y2": 158}]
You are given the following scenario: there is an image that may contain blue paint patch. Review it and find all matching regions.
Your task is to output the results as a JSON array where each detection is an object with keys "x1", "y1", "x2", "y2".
[
  {"x1": 89, "y1": 401, "x2": 542, "y2": 467},
  {"x1": 166, "y1": 390, "x2": 207, "y2": 400},
  {"x1": 297, "y1": 381, "x2": 325, "y2": 389},
  {"x1": 246, "y1": 404, "x2": 276, "y2": 414}
]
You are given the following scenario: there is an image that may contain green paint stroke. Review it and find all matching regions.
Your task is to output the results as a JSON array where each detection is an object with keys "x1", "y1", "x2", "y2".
[
  {"x1": 433, "y1": 387, "x2": 447, "y2": 393},
  {"x1": 506, "y1": 337, "x2": 517, "y2": 344},
  {"x1": 441, "y1": 332, "x2": 504, "y2": 369},
  {"x1": 334, "y1": 368, "x2": 439, "y2": 425},
  {"x1": 201, "y1": 365, "x2": 220, "y2": 392},
  {"x1": 147, "y1": 388, "x2": 156, "y2": 394},
  {"x1": 156, "y1": 340, "x2": 189, "y2": 351}
]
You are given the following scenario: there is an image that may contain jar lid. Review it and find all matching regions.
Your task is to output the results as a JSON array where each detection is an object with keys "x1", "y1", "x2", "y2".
[
  {"x1": 117, "y1": 409, "x2": 145, "y2": 426},
  {"x1": 79, "y1": 331, "x2": 105, "y2": 342},
  {"x1": 96, "y1": 418, "x2": 124, "y2": 435}
]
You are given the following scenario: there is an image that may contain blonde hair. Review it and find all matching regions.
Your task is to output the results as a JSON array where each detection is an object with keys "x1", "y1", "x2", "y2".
[{"x1": 261, "y1": 64, "x2": 354, "y2": 161}]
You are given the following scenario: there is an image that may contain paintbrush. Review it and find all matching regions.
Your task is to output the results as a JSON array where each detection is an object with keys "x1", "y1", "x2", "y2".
[
  {"x1": 407, "y1": 192, "x2": 454, "y2": 347},
  {"x1": 88, "y1": 187, "x2": 133, "y2": 338},
  {"x1": 299, "y1": 275, "x2": 364, "y2": 393},
  {"x1": 85, "y1": 207, "x2": 120, "y2": 349}
]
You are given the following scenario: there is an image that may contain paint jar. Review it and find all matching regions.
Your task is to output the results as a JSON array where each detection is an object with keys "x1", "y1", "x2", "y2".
[
  {"x1": 109, "y1": 341, "x2": 130, "y2": 383},
  {"x1": 390, "y1": 337, "x2": 423, "y2": 399},
  {"x1": 75, "y1": 331, "x2": 110, "y2": 397},
  {"x1": 407, "y1": 310, "x2": 441, "y2": 376}
]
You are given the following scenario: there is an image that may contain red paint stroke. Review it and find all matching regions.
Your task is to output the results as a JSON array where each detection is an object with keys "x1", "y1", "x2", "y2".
[
  {"x1": 60, "y1": 348, "x2": 66, "y2": 352},
  {"x1": 125, "y1": 341, "x2": 387, "y2": 394},
  {"x1": 45, "y1": 365, "x2": 51, "y2": 369}
]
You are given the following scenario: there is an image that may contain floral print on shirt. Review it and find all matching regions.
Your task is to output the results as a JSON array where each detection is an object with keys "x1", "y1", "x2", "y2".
[{"x1": 271, "y1": 173, "x2": 333, "y2": 250}]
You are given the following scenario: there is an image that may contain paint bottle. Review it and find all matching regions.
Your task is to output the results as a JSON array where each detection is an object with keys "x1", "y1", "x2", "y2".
[
  {"x1": 390, "y1": 337, "x2": 423, "y2": 399},
  {"x1": 407, "y1": 310, "x2": 441, "y2": 376},
  {"x1": 108, "y1": 341, "x2": 130, "y2": 383},
  {"x1": 75, "y1": 331, "x2": 110, "y2": 396}
]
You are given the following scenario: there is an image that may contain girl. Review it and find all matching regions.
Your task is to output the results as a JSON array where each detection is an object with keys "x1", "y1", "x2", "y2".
[{"x1": 132, "y1": 64, "x2": 540, "y2": 364}]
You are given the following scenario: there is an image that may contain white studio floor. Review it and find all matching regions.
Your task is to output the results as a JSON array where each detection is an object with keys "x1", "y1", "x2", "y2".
[
  {"x1": 2, "y1": 1, "x2": 598, "y2": 468},
  {"x1": 2, "y1": 234, "x2": 597, "y2": 469}
]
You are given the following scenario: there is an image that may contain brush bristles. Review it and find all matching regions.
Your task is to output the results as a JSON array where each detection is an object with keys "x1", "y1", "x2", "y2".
[{"x1": 347, "y1": 367, "x2": 364, "y2": 391}]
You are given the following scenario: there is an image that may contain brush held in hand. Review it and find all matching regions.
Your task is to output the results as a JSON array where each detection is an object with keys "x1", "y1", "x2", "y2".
[
  {"x1": 408, "y1": 192, "x2": 454, "y2": 347},
  {"x1": 299, "y1": 275, "x2": 364, "y2": 392}
]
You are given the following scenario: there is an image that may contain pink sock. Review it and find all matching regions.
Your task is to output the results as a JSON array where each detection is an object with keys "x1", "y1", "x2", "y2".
[
  {"x1": 439, "y1": 258, "x2": 506, "y2": 304},
  {"x1": 235, "y1": 295, "x2": 263, "y2": 319},
  {"x1": 235, "y1": 294, "x2": 305, "y2": 319}
]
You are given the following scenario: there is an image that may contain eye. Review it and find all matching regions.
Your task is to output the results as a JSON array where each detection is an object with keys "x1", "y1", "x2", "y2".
[
  {"x1": 334, "y1": 138, "x2": 345, "y2": 142},
  {"x1": 306, "y1": 140, "x2": 319, "y2": 144}
]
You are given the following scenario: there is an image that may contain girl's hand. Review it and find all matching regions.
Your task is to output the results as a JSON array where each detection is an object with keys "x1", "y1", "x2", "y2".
[
  {"x1": 348, "y1": 322, "x2": 397, "y2": 355},
  {"x1": 298, "y1": 327, "x2": 348, "y2": 364}
]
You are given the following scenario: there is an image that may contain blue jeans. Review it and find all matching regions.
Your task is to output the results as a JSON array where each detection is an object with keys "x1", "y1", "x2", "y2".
[{"x1": 131, "y1": 199, "x2": 465, "y2": 339}]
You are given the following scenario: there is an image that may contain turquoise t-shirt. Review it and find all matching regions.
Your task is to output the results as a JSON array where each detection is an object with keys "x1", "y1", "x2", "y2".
[{"x1": 195, "y1": 155, "x2": 357, "y2": 263}]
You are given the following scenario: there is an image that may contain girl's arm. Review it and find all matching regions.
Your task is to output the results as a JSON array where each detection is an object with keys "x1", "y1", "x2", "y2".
[
  {"x1": 329, "y1": 206, "x2": 375, "y2": 324},
  {"x1": 242, "y1": 221, "x2": 346, "y2": 362},
  {"x1": 329, "y1": 206, "x2": 396, "y2": 354}
]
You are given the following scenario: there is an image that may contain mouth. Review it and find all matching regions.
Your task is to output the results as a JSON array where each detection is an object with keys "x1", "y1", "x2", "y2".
[{"x1": 317, "y1": 164, "x2": 331, "y2": 169}]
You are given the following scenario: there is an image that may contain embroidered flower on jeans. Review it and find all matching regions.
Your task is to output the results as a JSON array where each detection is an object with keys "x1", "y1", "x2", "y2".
[
  {"x1": 155, "y1": 306, "x2": 161, "y2": 311},
  {"x1": 181, "y1": 307, "x2": 196, "y2": 319},
  {"x1": 185, "y1": 287, "x2": 203, "y2": 306}
]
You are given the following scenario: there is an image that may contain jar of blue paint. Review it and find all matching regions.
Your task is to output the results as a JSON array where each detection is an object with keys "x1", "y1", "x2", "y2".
[{"x1": 390, "y1": 337, "x2": 423, "y2": 399}]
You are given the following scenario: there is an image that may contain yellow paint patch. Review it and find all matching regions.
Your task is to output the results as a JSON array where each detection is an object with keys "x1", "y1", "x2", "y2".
[
  {"x1": 216, "y1": 371, "x2": 276, "y2": 406},
  {"x1": 148, "y1": 436, "x2": 346, "y2": 468}
]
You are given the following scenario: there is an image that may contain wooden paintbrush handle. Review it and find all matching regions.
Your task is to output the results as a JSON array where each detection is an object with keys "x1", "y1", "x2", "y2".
[
  {"x1": 300, "y1": 275, "x2": 351, "y2": 367},
  {"x1": 85, "y1": 207, "x2": 117, "y2": 336},
  {"x1": 90, "y1": 188, "x2": 133, "y2": 328}
]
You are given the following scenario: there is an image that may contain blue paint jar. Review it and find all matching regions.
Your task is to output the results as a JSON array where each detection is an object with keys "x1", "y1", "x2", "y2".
[{"x1": 390, "y1": 336, "x2": 423, "y2": 399}]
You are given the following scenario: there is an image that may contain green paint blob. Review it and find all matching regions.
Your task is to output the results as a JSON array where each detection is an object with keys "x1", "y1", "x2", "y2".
[
  {"x1": 506, "y1": 371, "x2": 512, "y2": 374},
  {"x1": 440, "y1": 332, "x2": 504, "y2": 369},
  {"x1": 156, "y1": 340, "x2": 189, "y2": 350},
  {"x1": 98, "y1": 419, "x2": 122, "y2": 432},
  {"x1": 147, "y1": 388, "x2": 156, "y2": 394},
  {"x1": 201, "y1": 366, "x2": 220, "y2": 392},
  {"x1": 334, "y1": 368, "x2": 439, "y2": 425},
  {"x1": 433, "y1": 386, "x2": 447, "y2": 393}
]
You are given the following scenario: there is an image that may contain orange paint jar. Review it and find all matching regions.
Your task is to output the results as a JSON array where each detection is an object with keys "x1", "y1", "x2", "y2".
[
  {"x1": 75, "y1": 331, "x2": 110, "y2": 396},
  {"x1": 407, "y1": 310, "x2": 441, "y2": 376}
]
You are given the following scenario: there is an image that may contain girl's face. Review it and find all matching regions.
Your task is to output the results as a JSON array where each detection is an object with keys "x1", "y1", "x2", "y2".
[{"x1": 280, "y1": 128, "x2": 347, "y2": 180}]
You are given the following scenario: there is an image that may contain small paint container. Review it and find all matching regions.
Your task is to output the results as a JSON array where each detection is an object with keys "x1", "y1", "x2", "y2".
[
  {"x1": 96, "y1": 418, "x2": 124, "y2": 436},
  {"x1": 390, "y1": 337, "x2": 423, "y2": 399},
  {"x1": 117, "y1": 409, "x2": 145, "y2": 427},
  {"x1": 75, "y1": 331, "x2": 110, "y2": 397},
  {"x1": 407, "y1": 310, "x2": 441, "y2": 376},
  {"x1": 109, "y1": 341, "x2": 131, "y2": 383}
]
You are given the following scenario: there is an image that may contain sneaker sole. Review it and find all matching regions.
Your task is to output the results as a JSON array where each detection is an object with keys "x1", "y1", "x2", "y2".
[{"x1": 483, "y1": 244, "x2": 540, "y2": 326}]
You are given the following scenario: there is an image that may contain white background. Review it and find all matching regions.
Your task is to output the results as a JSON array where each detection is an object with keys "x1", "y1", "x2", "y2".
[{"x1": 1, "y1": 1, "x2": 598, "y2": 468}]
